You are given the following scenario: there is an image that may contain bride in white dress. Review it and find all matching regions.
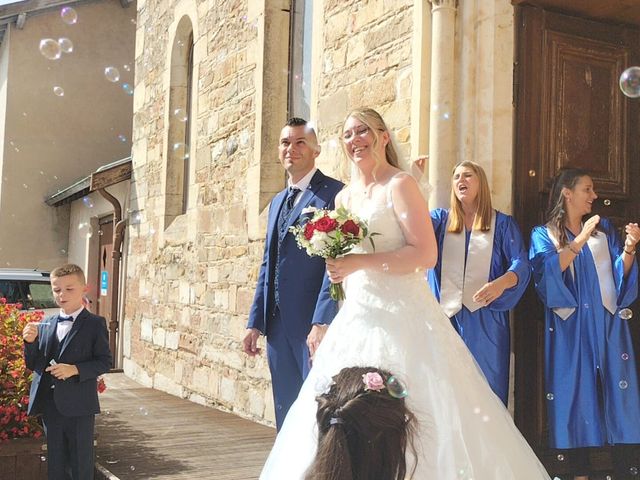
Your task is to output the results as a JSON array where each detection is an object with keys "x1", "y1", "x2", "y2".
[{"x1": 260, "y1": 108, "x2": 551, "y2": 479}]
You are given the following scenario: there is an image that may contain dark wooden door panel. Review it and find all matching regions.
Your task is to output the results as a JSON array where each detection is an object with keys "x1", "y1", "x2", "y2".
[{"x1": 514, "y1": 4, "x2": 640, "y2": 475}]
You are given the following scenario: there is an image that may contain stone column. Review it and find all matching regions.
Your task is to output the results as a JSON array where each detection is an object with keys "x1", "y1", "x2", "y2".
[{"x1": 428, "y1": 0, "x2": 458, "y2": 208}]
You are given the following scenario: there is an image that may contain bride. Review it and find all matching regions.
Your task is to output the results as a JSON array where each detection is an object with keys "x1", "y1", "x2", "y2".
[{"x1": 260, "y1": 108, "x2": 551, "y2": 479}]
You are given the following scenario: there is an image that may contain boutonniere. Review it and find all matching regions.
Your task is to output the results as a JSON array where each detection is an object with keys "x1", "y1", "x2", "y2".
[{"x1": 301, "y1": 206, "x2": 318, "y2": 216}]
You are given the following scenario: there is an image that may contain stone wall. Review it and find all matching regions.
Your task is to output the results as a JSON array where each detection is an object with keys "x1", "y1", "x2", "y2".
[{"x1": 124, "y1": 0, "x2": 516, "y2": 426}]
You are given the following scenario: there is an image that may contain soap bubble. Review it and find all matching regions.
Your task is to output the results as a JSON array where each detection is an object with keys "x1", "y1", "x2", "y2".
[
  {"x1": 53, "y1": 86, "x2": 64, "y2": 97},
  {"x1": 546, "y1": 393, "x2": 554, "y2": 400},
  {"x1": 619, "y1": 66, "x2": 640, "y2": 98},
  {"x1": 39, "y1": 39, "x2": 61, "y2": 60},
  {"x1": 619, "y1": 308, "x2": 633, "y2": 320},
  {"x1": 174, "y1": 108, "x2": 188, "y2": 122},
  {"x1": 619, "y1": 380, "x2": 629, "y2": 390},
  {"x1": 622, "y1": 353, "x2": 630, "y2": 361},
  {"x1": 122, "y1": 83, "x2": 134, "y2": 95},
  {"x1": 104, "y1": 66, "x2": 121, "y2": 83},
  {"x1": 117, "y1": 134, "x2": 127, "y2": 143},
  {"x1": 386, "y1": 376, "x2": 408, "y2": 398},
  {"x1": 556, "y1": 454, "x2": 564, "y2": 462},
  {"x1": 60, "y1": 7, "x2": 78, "y2": 25},
  {"x1": 58, "y1": 37, "x2": 73, "y2": 54}
]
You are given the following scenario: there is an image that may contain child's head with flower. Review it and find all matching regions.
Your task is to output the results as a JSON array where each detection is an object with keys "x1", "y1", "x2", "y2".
[{"x1": 305, "y1": 366, "x2": 416, "y2": 480}]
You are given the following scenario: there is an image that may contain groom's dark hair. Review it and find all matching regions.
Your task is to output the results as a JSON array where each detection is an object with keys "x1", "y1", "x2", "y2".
[
  {"x1": 285, "y1": 117, "x2": 319, "y2": 150},
  {"x1": 305, "y1": 366, "x2": 417, "y2": 480}
]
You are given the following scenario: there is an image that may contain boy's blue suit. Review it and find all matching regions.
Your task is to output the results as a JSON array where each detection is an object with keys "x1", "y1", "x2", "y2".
[
  {"x1": 25, "y1": 308, "x2": 111, "y2": 479},
  {"x1": 248, "y1": 169, "x2": 342, "y2": 428}
]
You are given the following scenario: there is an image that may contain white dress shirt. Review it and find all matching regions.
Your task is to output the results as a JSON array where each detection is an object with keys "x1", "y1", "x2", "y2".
[{"x1": 57, "y1": 306, "x2": 84, "y2": 341}]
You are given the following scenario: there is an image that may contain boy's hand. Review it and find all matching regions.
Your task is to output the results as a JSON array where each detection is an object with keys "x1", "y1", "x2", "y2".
[
  {"x1": 22, "y1": 323, "x2": 39, "y2": 343},
  {"x1": 45, "y1": 363, "x2": 79, "y2": 381}
]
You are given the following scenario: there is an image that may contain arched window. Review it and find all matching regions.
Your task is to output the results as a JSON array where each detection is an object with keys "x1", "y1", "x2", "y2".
[{"x1": 165, "y1": 17, "x2": 194, "y2": 227}]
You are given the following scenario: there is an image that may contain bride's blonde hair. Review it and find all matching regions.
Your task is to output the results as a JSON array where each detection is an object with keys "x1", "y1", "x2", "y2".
[{"x1": 339, "y1": 108, "x2": 401, "y2": 184}]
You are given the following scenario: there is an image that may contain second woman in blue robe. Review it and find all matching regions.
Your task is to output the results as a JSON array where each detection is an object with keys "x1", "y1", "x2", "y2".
[
  {"x1": 529, "y1": 167, "x2": 640, "y2": 478},
  {"x1": 428, "y1": 161, "x2": 530, "y2": 405}
]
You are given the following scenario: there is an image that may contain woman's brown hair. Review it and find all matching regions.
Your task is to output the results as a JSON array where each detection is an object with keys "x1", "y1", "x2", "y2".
[
  {"x1": 304, "y1": 366, "x2": 417, "y2": 480},
  {"x1": 447, "y1": 161, "x2": 493, "y2": 233}
]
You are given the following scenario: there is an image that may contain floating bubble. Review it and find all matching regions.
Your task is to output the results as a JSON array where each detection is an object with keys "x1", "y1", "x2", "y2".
[
  {"x1": 481, "y1": 415, "x2": 490, "y2": 422},
  {"x1": 39, "y1": 39, "x2": 61, "y2": 60},
  {"x1": 117, "y1": 134, "x2": 127, "y2": 143},
  {"x1": 60, "y1": 7, "x2": 78, "y2": 25},
  {"x1": 174, "y1": 108, "x2": 188, "y2": 122},
  {"x1": 40, "y1": 455, "x2": 46, "y2": 462},
  {"x1": 98, "y1": 230, "x2": 104, "y2": 236},
  {"x1": 620, "y1": 308, "x2": 633, "y2": 320},
  {"x1": 59, "y1": 249, "x2": 67, "y2": 255},
  {"x1": 82, "y1": 197, "x2": 94, "y2": 208},
  {"x1": 546, "y1": 393, "x2": 554, "y2": 400},
  {"x1": 622, "y1": 353, "x2": 630, "y2": 361},
  {"x1": 473, "y1": 406, "x2": 481, "y2": 414},
  {"x1": 556, "y1": 454, "x2": 564, "y2": 462},
  {"x1": 549, "y1": 327, "x2": 554, "y2": 332},
  {"x1": 121, "y1": 83, "x2": 134, "y2": 95},
  {"x1": 381, "y1": 263, "x2": 389, "y2": 272},
  {"x1": 173, "y1": 142, "x2": 186, "y2": 151},
  {"x1": 77, "y1": 222, "x2": 93, "y2": 239},
  {"x1": 620, "y1": 66, "x2": 640, "y2": 98},
  {"x1": 619, "y1": 380, "x2": 629, "y2": 389},
  {"x1": 130, "y1": 18, "x2": 136, "y2": 25},
  {"x1": 58, "y1": 37, "x2": 73, "y2": 54},
  {"x1": 53, "y1": 86, "x2": 64, "y2": 97},
  {"x1": 386, "y1": 376, "x2": 408, "y2": 398},
  {"x1": 400, "y1": 212, "x2": 408, "y2": 220},
  {"x1": 139, "y1": 406, "x2": 148, "y2": 415},
  {"x1": 630, "y1": 467, "x2": 638, "y2": 476},
  {"x1": 123, "y1": 64, "x2": 131, "y2": 72},
  {"x1": 130, "y1": 466, "x2": 136, "y2": 471},
  {"x1": 22, "y1": 184, "x2": 28, "y2": 189},
  {"x1": 104, "y1": 66, "x2": 120, "y2": 83}
]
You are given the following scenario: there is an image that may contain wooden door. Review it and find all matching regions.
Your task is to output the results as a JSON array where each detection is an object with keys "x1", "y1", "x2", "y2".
[{"x1": 513, "y1": 5, "x2": 640, "y2": 475}]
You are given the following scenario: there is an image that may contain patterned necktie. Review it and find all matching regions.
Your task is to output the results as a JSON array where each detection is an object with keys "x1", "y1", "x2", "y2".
[
  {"x1": 273, "y1": 187, "x2": 301, "y2": 307},
  {"x1": 277, "y1": 187, "x2": 301, "y2": 242}
]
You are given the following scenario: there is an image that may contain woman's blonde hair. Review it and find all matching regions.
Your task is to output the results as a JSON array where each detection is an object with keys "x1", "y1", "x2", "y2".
[
  {"x1": 340, "y1": 108, "x2": 400, "y2": 183},
  {"x1": 448, "y1": 161, "x2": 493, "y2": 233}
]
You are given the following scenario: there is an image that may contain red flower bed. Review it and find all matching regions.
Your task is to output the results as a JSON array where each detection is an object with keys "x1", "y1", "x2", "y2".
[{"x1": 0, "y1": 299, "x2": 44, "y2": 442}]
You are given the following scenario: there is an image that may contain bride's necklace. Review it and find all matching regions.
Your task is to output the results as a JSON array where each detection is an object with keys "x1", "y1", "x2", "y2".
[{"x1": 363, "y1": 183, "x2": 374, "y2": 197}]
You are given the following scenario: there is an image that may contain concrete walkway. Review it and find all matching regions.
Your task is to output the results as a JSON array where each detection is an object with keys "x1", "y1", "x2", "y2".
[{"x1": 94, "y1": 373, "x2": 275, "y2": 480}]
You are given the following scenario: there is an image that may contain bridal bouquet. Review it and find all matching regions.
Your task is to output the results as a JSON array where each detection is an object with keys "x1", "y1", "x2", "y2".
[{"x1": 290, "y1": 206, "x2": 376, "y2": 301}]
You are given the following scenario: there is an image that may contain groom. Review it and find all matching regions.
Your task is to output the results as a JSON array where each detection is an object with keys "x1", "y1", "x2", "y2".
[{"x1": 242, "y1": 117, "x2": 342, "y2": 430}]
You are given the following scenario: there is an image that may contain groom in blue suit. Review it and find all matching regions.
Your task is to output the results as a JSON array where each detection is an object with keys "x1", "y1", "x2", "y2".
[{"x1": 243, "y1": 117, "x2": 342, "y2": 429}]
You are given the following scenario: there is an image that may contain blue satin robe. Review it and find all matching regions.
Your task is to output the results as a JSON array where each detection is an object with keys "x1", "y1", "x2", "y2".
[
  {"x1": 530, "y1": 218, "x2": 640, "y2": 449},
  {"x1": 428, "y1": 209, "x2": 531, "y2": 405}
]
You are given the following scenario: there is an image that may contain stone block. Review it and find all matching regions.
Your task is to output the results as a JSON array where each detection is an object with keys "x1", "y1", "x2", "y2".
[
  {"x1": 152, "y1": 327, "x2": 166, "y2": 347},
  {"x1": 140, "y1": 317, "x2": 153, "y2": 342}
]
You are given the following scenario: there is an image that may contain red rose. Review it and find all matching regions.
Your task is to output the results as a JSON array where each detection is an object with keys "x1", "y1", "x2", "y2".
[
  {"x1": 304, "y1": 222, "x2": 315, "y2": 240},
  {"x1": 341, "y1": 219, "x2": 360, "y2": 236},
  {"x1": 314, "y1": 215, "x2": 338, "y2": 233}
]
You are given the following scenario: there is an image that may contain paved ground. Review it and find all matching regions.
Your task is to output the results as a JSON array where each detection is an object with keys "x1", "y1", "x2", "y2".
[{"x1": 93, "y1": 373, "x2": 275, "y2": 480}]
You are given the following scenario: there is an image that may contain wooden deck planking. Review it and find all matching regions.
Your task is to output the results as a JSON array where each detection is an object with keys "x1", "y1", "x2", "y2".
[{"x1": 94, "y1": 373, "x2": 275, "y2": 479}]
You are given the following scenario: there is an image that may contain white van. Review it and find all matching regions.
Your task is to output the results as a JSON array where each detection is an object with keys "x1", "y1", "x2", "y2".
[{"x1": 0, "y1": 269, "x2": 57, "y2": 316}]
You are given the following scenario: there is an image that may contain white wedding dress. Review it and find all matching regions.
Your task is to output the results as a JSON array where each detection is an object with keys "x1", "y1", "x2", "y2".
[{"x1": 261, "y1": 178, "x2": 551, "y2": 479}]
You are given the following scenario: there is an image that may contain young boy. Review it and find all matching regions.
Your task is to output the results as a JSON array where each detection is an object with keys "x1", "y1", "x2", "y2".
[{"x1": 23, "y1": 264, "x2": 111, "y2": 480}]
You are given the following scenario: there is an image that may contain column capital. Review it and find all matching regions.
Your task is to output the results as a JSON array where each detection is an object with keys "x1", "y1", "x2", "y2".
[{"x1": 429, "y1": 0, "x2": 458, "y2": 10}]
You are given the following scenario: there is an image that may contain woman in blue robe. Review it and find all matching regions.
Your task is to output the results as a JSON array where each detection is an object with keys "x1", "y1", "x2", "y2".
[
  {"x1": 530, "y1": 167, "x2": 640, "y2": 480},
  {"x1": 428, "y1": 161, "x2": 530, "y2": 405}
]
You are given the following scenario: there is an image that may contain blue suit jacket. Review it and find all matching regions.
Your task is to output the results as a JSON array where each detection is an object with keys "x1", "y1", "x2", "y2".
[
  {"x1": 248, "y1": 169, "x2": 343, "y2": 339},
  {"x1": 25, "y1": 309, "x2": 112, "y2": 417}
]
